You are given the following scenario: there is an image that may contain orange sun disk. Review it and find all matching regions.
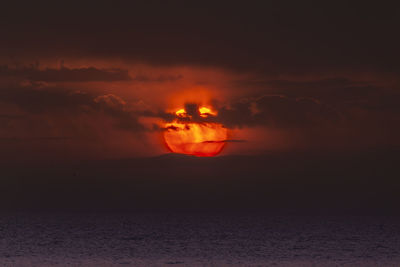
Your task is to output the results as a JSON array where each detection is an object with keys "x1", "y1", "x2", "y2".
[{"x1": 163, "y1": 107, "x2": 228, "y2": 157}]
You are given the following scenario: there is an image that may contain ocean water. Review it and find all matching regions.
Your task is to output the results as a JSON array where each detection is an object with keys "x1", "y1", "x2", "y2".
[{"x1": 1, "y1": 213, "x2": 399, "y2": 266}]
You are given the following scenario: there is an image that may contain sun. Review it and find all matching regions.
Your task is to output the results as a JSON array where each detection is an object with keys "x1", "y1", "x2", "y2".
[{"x1": 163, "y1": 106, "x2": 228, "y2": 157}]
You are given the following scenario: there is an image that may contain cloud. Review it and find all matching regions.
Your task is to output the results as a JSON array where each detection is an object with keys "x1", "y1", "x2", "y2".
[
  {"x1": 132, "y1": 74, "x2": 183, "y2": 82},
  {"x1": 0, "y1": 136, "x2": 73, "y2": 142},
  {"x1": 152, "y1": 75, "x2": 400, "y2": 152},
  {"x1": 215, "y1": 95, "x2": 339, "y2": 129},
  {"x1": 0, "y1": 65, "x2": 132, "y2": 82},
  {"x1": 1, "y1": 2, "x2": 399, "y2": 75},
  {"x1": 94, "y1": 94, "x2": 126, "y2": 109},
  {"x1": 0, "y1": 87, "x2": 91, "y2": 114},
  {"x1": 0, "y1": 66, "x2": 399, "y2": 158},
  {"x1": 159, "y1": 95, "x2": 339, "y2": 130},
  {"x1": 0, "y1": 83, "x2": 147, "y2": 134}
]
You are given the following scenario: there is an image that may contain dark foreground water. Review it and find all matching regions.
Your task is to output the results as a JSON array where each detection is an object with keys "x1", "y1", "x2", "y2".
[{"x1": 1, "y1": 213, "x2": 400, "y2": 266}]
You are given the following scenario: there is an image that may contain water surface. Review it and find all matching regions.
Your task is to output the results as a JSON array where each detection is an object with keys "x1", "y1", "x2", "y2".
[{"x1": 1, "y1": 213, "x2": 399, "y2": 266}]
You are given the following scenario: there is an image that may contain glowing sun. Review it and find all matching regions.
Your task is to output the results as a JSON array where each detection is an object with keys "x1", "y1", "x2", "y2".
[{"x1": 163, "y1": 106, "x2": 228, "y2": 157}]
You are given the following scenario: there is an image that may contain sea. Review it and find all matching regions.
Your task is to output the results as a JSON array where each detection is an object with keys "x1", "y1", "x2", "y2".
[{"x1": 1, "y1": 213, "x2": 399, "y2": 266}]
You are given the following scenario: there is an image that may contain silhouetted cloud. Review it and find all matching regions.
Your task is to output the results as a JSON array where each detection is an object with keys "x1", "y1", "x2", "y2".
[
  {"x1": 0, "y1": 136, "x2": 73, "y2": 142},
  {"x1": 216, "y1": 95, "x2": 340, "y2": 129},
  {"x1": 94, "y1": 94, "x2": 126, "y2": 109},
  {"x1": 0, "y1": 65, "x2": 132, "y2": 82},
  {"x1": 132, "y1": 74, "x2": 183, "y2": 82},
  {"x1": 160, "y1": 96, "x2": 339, "y2": 130},
  {"x1": 0, "y1": 84, "x2": 145, "y2": 133},
  {"x1": 1, "y1": 2, "x2": 399, "y2": 74}
]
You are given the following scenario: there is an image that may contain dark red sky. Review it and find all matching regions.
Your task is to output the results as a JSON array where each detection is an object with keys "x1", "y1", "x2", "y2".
[
  {"x1": 1, "y1": 2, "x2": 399, "y2": 162},
  {"x1": 1, "y1": 2, "x2": 400, "y2": 213}
]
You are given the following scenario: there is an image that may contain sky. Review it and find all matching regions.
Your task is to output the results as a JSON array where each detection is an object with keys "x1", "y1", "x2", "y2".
[
  {"x1": 1, "y1": 2, "x2": 400, "y2": 212},
  {"x1": 1, "y1": 2, "x2": 399, "y2": 162}
]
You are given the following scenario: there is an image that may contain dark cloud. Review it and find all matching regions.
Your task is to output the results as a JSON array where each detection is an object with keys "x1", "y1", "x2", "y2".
[
  {"x1": 0, "y1": 65, "x2": 132, "y2": 82},
  {"x1": 265, "y1": 80, "x2": 400, "y2": 124},
  {"x1": 132, "y1": 74, "x2": 183, "y2": 82},
  {"x1": 1, "y1": 2, "x2": 399, "y2": 74},
  {"x1": 34, "y1": 73, "x2": 394, "y2": 148},
  {"x1": 160, "y1": 96, "x2": 339, "y2": 130},
  {"x1": 228, "y1": 76, "x2": 400, "y2": 124},
  {"x1": 0, "y1": 136, "x2": 73, "y2": 142},
  {"x1": 216, "y1": 95, "x2": 340, "y2": 129},
  {"x1": 94, "y1": 94, "x2": 126, "y2": 110},
  {"x1": 233, "y1": 78, "x2": 362, "y2": 93},
  {"x1": 0, "y1": 84, "x2": 145, "y2": 134},
  {"x1": 0, "y1": 75, "x2": 399, "y2": 159},
  {"x1": 150, "y1": 74, "x2": 400, "y2": 151}
]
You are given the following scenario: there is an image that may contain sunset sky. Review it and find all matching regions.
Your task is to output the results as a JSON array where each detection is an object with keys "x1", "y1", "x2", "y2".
[
  {"x1": 1, "y1": 2, "x2": 400, "y2": 213},
  {"x1": 1, "y1": 2, "x2": 399, "y2": 163}
]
